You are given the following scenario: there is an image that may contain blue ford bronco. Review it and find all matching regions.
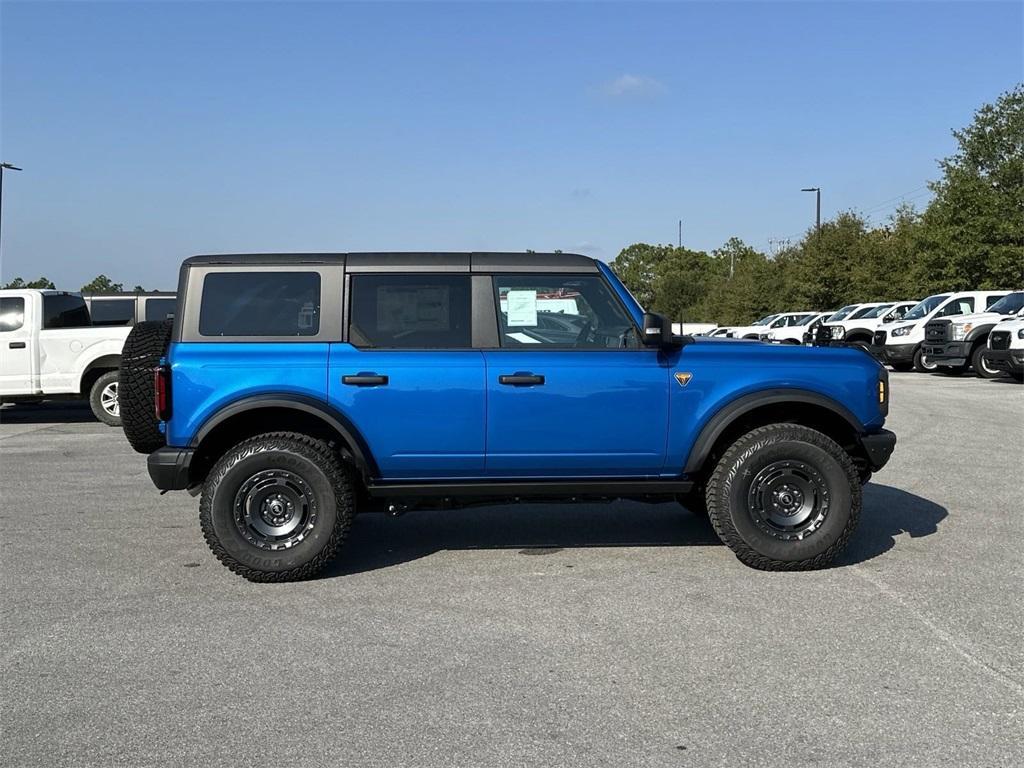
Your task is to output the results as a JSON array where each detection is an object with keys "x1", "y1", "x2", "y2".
[{"x1": 119, "y1": 252, "x2": 896, "y2": 581}]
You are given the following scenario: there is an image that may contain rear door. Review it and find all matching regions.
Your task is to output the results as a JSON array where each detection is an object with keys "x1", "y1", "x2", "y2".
[
  {"x1": 0, "y1": 292, "x2": 36, "y2": 394},
  {"x1": 481, "y1": 272, "x2": 669, "y2": 477},
  {"x1": 328, "y1": 270, "x2": 486, "y2": 479}
]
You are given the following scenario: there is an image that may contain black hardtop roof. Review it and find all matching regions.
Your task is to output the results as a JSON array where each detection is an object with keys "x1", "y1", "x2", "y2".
[{"x1": 182, "y1": 252, "x2": 600, "y2": 273}]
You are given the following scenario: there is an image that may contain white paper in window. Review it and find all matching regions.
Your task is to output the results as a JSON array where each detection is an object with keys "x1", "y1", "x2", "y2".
[{"x1": 506, "y1": 290, "x2": 537, "y2": 327}]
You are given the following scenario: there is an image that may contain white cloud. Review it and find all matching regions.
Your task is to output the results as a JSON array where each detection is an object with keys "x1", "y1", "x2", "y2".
[{"x1": 597, "y1": 74, "x2": 667, "y2": 99}]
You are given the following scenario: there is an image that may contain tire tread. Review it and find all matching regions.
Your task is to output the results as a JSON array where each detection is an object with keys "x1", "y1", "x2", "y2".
[{"x1": 705, "y1": 423, "x2": 861, "y2": 571}]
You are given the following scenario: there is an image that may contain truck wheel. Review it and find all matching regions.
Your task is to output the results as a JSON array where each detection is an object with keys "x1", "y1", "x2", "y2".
[
  {"x1": 705, "y1": 424, "x2": 861, "y2": 571},
  {"x1": 88, "y1": 371, "x2": 122, "y2": 426},
  {"x1": 913, "y1": 346, "x2": 937, "y2": 373},
  {"x1": 120, "y1": 320, "x2": 173, "y2": 454},
  {"x1": 199, "y1": 432, "x2": 355, "y2": 582},
  {"x1": 972, "y1": 344, "x2": 1004, "y2": 379}
]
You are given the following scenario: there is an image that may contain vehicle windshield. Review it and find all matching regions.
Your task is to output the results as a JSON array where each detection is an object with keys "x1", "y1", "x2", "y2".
[
  {"x1": 987, "y1": 291, "x2": 1024, "y2": 315},
  {"x1": 904, "y1": 294, "x2": 950, "y2": 321},
  {"x1": 825, "y1": 305, "x2": 858, "y2": 322},
  {"x1": 859, "y1": 304, "x2": 894, "y2": 319},
  {"x1": 752, "y1": 314, "x2": 780, "y2": 326},
  {"x1": 788, "y1": 313, "x2": 816, "y2": 325}
]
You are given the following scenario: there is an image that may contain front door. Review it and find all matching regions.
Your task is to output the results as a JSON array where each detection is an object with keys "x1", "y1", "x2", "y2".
[
  {"x1": 328, "y1": 272, "x2": 486, "y2": 479},
  {"x1": 482, "y1": 273, "x2": 669, "y2": 477}
]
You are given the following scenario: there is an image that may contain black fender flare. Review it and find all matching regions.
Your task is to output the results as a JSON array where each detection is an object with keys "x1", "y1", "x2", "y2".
[
  {"x1": 965, "y1": 322, "x2": 998, "y2": 344},
  {"x1": 682, "y1": 388, "x2": 865, "y2": 474},
  {"x1": 190, "y1": 394, "x2": 380, "y2": 478}
]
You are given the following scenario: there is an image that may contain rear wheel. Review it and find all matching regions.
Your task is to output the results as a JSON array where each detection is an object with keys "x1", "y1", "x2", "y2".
[
  {"x1": 972, "y1": 343, "x2": 1005, "y2": 379},
  {"x1": 88, "y1": 370, "x2": 122, "y2": 426},
  {"x1": 705, "y1": 424, "x2": 860, "y2": 570},
  {"x1": 120, "y1": 320, "x2": 173, "y2": 453},
  {"x1": 913, "y1": 346, "x2": 937, "y2": 373},
  {"x1": 199, "y1": 432, "x2": 356, "y2": 582}
]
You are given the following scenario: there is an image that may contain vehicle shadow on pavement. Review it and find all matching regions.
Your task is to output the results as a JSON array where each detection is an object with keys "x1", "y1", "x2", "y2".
[
  {"x1": 323, "y1": 501, "x2": 720, "y2": 577},
  {"x1": 325, "y1": 483, "x2": 947, "y2": 577},
  {"x1": 0, "y1": 403, "x2": 97, "y2": 424},
  {"x1": 836, "y1": 483, "x2": 948, "y2": 566}
]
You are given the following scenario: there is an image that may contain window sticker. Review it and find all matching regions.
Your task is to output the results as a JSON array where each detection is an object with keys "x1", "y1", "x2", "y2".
[
  {"x1": 505, "y1": 331, "x2": 542, "y2": 344},
  {"x1": 506, "y1": 290, "x2": 538, "y2": 327}
]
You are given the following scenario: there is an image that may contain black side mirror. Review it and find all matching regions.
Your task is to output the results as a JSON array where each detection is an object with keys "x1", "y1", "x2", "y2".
[{"x1": 642, "y1": 312, "x2": 675, "y2": 347}]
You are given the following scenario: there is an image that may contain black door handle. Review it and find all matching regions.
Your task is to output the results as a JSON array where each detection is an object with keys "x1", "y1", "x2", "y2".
[
  {"x1": 342, "y1": 373, "x2": 388, "y2": 386},
  {"x1": 9, "y1": 341, "x2": 26, "y2": 349},
  {"x1": 499, "y1": 373, "x2": 545, "y2": 386}
]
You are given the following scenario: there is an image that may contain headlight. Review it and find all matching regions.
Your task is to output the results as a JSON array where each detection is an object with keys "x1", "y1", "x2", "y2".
[
  {"x1": 832, "y1": 325, "x2": 845, "y2": 339},
  {"x1": 1018, "y1": 329, "x2": 1024, "y2": 340},
  {"x1": 891, "y1": 325, "x2": 914, "y2": 337},
  {"x1": 951, "y1": 323, "x2": 971, "y2": 341}
]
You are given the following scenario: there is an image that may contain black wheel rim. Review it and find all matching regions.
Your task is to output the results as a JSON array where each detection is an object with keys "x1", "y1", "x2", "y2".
[
  {"x1": 747, "y1": 460, "x2": 830, "y2": 541},
  {"x1": 233, "y1": 469, "x2": 317, "y2": 551}
]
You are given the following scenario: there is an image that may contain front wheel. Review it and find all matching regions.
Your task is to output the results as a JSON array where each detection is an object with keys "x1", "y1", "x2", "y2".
[
  {"x1": 972, "y1": 344, "x2": 1005, "y2": 379},
  {"x1": 200, "y1": 432, "x2": 356, "y2": 582},
  {"x1": 89, "y1": 371, "x2": 122, "y2": 426},
  {"x1": 913, "y1": 346, "x2": 938, "y2": 373},
  {"x1": 705, "y1": 424, "x2": 861, "y2": 570}
]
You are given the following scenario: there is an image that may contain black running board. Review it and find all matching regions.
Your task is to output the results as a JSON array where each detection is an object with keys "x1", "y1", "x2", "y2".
[{"x1": 366, "y1": 479, "x2": 693, "y2": 499}]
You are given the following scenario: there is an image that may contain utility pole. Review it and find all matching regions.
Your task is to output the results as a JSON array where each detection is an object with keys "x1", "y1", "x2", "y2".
[
  {"x1": 678, "y1": 219, "x2": 682, "y2": 249},
  {"x1": 801, "y1": 187, "x2": 821, "y2": 233},
  {"x1": 0, "y1": 163, "x2": 23, "y2": 261}
]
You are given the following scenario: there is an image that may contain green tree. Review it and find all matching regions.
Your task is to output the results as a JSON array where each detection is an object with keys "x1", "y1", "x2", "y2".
[
  {"x1": 610, "y1": 243, "x2": 673, "y2": 308},
  {"x1": 2, "y1": 276, "x2": 56, "y2": 289},
  {"x1": 81, "y1": 275, "x2": 124, "y2": 293},
  {"x1": 916, "y1": 84, "x2": 1024, "y2": 289}
]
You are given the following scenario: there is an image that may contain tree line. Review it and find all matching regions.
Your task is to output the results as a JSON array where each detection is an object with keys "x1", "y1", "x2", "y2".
[
  {"x1": 1, "y1": 274, "x2": 151, "y2": 292},
  {"x1": 611, "y1": 85, "x2": 1023, "y2": 326}
]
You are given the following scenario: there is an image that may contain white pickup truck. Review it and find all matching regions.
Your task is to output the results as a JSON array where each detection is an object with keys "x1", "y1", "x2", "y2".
[{"x1": 0, "y1": 289, "x2": 132, "y2": 425}]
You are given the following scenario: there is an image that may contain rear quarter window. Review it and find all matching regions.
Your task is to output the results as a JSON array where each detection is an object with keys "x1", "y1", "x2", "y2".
[
  {"x1": 198, "y1": 272, "x2": 321, "y2": 337},
  {"x1": 144, "y1": 297, "x2": 177, "y2": 322},
  {"x1": 89, "y1": 298, "x2": 135, "y2": 326}
]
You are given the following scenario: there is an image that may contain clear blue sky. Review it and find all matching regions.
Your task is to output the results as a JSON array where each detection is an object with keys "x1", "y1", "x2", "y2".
[{"x1": 1, "y1": 1, "x2": 1020, "y2": 290}]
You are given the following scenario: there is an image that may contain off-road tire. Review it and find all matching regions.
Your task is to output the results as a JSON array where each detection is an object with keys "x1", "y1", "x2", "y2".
[
  {"x1": 705, "y1": 424, "x2": 861, "y2": 571},
  {"x1": 913, "y1": 346, "x2": 937, "y2": 373},
  {"x1": 972, "y1": 344, "x2": 1004, "y2": 379},
  {"x1": 88, "y1": 370, "x2": 122, "y2": 426},
  {"x1": 120, "y1": 320, "x2": 173, "y2": 453},
  {"x1": 199, "y1": 432, "x2": 355, "y2": 582}
]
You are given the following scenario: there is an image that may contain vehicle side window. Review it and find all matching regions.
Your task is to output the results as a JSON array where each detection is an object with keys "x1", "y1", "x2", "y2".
[
  {"x1": 0, "y1": 297, "x2": 25, "y2": 332},
  {"x1": 144, "y1": 298, "x2": 177, "y2": 322},
  {"x1": 199, "y1": 272, "x2": 320, "y2": 337},
  {"x1": 89, "y1": 298, "x2": 135, "y2": 326},
  {"x1": 891, "y1": 306, "x2": 908, "y2": 320},
  {"x1": 493, "y1": 274, "x2": 639, "y2": 349},
  {"x1": 985, "y1": 294, "x2": 1007, "y2": 309},
  {"x1": 42, "y1": 294, "x2": 91, "y2": 329},
  {"x1": 934, "y1": 298, "x2": 974, "y2": 318},
  {"x1": 348, "y1": 274, "x2": 471, "y2": 349}
]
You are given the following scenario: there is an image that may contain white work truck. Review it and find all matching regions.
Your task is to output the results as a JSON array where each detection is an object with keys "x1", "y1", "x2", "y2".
[{"x1": 0, "y1": 289, "x2": 132, "y2": 425}]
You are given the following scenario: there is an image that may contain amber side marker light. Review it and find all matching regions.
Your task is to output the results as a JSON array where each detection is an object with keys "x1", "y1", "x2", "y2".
[{"x1": 879, "y1": 379, "x2": 886, "y2": 404}]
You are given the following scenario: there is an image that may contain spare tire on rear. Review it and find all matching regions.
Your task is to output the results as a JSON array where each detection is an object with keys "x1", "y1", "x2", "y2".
[{"x1": 120, "y1": 320, "x2": 173, "y2": 454}]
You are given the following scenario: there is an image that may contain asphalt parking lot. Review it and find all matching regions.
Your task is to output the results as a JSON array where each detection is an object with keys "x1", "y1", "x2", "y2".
[{"x1": 1, "y1": 372, "x2": 1022, "y2": 767}]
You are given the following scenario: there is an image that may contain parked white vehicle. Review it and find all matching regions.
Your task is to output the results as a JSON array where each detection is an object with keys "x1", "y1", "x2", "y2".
[
  {"x1": 727, "y1": 312, "x2": 816, "y2": 340},
  {"x1": 871, "y1": 290, "x2": 1012, "y2": 372},
  {"x1": 762, "y1": 311, "x2": 832, "y2": 344},
  {"x1": 823, "y1": 301, "x2": 918, "y2": 348},
  {"x1": 0, "y1": 290, "x2": 132, "y2": 425},
  {"x1": 983, "y1": 316, "x2": 1024, "y2": 382},
  {"x1": 814, "y1": 302, "x2": 893, "y2": 346},
  {"x1": 921, "y1": 291, "x2": 1024, "y2": 377}
]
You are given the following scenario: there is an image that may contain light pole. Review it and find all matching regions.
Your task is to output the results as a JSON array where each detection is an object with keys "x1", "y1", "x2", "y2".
[
  {"x1": 0, "y1": 163, "x2": 23, "y2": 260},
  {"x1": 801, "y1": 187, "x2": 821, "y2": 233}
]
